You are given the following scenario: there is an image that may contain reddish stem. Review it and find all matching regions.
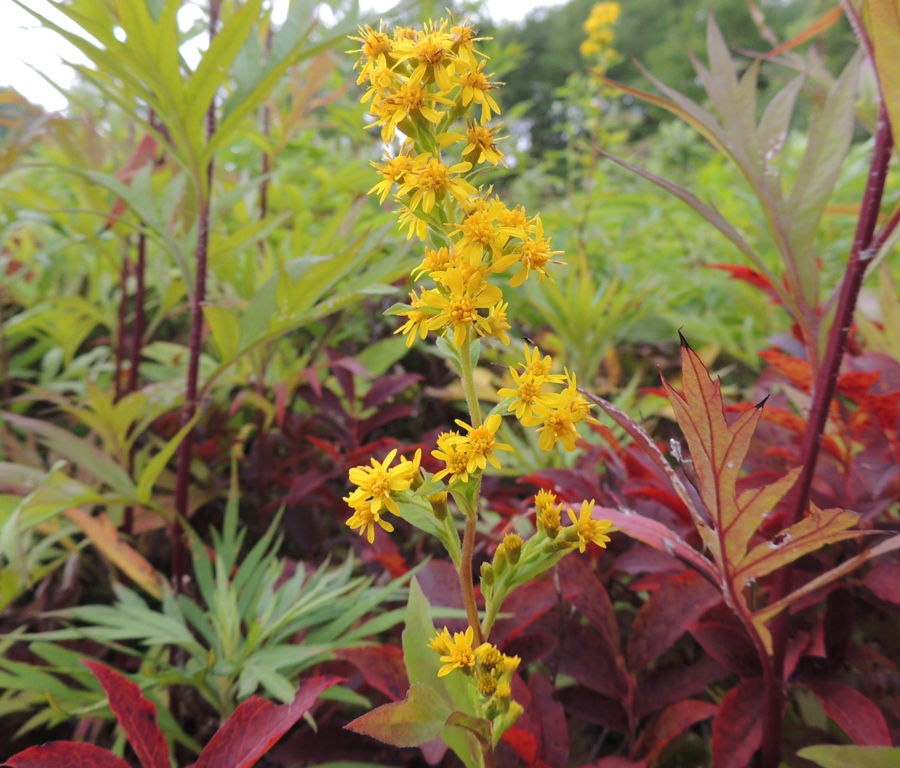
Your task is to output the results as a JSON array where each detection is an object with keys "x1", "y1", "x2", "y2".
[
  {"x1": 760, "y1": 105, "x2": 894, "y2": 768},
  {"x1": 113, "y1": 256, "x2": 130, "y2": 403},
  {"x1": 122, "y1": 231, "x2": 147, "y2": 537},
  {"x1": 172, "y1": 0, "x2": 221, "y2": 592}
]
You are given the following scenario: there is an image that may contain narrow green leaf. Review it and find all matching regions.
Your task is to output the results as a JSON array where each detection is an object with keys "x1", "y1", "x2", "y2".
[
  {"x1": 203, "y1": 306, "x2": 241, "y2": 363},
  {"x1": 797, "y1": 745, "x2": 900, "y2": 768},
  {"x1": 135, "y1": 413, "x2": 200, "y2": 504}
]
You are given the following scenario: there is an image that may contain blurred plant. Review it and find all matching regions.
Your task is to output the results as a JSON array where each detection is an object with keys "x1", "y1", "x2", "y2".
[
  {"x1": 0, "y1": 472, "x2": 411, "y2": 745},
  {"x1": 2, "y1": 659, "x2": 340, "y2": 768}
]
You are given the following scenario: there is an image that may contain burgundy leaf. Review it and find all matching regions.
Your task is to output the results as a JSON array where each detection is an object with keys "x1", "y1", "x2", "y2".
[
  {"x1": 711, "y1": 677, "x2": 765, "y2": 768},
  {"x1": 557, "y1": 554, "x2": 620, "y2": 652},
  {"x1": 627, "y1": 571, "x2": 722, "y2": 673},
  {"x1": 82, "y1": 660, "x2": 170, "y2": 768},
  {"x1": 362, "y1": 373, "x2": 421, "y2": 410},
  {"x1": 333, "y1": 646, "x2": 409, "y2": 702},
  {"x1": 806, "y1": 681, "x2": 891, "y2": 746},
  {"x1": 2, "y1": 743, "x2": 132, "y2": 768},
  {"x1": 528, "y1": 673, "x2": 569, "y2": 768},
  {"x1": 635, "y1": 699, "x2": 718, "y2": 765},
  {"x1": 558, "y1": 620, "x2": 630, "y2": 700},
  {"x1": 556, "y1": 686, "x2": 628, "y2": 732},
  {"x1": 687, "y1": 621, "x2": 761, "y2": 678},
  {"x1": 194, "y1": 675, "x2": 342, "y2": 768},
  {"x1": 635, "y1": 656, "x2": 728, "y2": 718},
  {"x1": 490, "y1": 578, "x2": 576, "y2": 649},
  {"x1": 358, "y1": 405, "x2": 418, "y2": 440},
  {"x1": 614, "y1": 545, "x2": 685, "y2": 576},
  {"x1": 861, "y1": 563, "x2": 900, "y2": 604}
]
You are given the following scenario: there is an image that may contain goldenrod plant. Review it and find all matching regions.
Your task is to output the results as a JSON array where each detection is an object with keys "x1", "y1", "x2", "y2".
[{"x1": 342, "y1": 21, "x2": 612, "y2": 767}]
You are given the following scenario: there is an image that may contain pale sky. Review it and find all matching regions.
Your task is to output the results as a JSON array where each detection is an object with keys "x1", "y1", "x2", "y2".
[{"x1": 0, "y1": 0, "x2": 561, "y2": 112}]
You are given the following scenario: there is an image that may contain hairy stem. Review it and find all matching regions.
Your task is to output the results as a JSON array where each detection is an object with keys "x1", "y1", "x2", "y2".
[
  {"x1": 113, "y1": 255, "x2": 129, "y2": 403},
  {"x1": 760, "y1": 104, "x2": 894, "y2": 768},
  {"x1": 172, "y1": 0, "x2": 221, "y2": 592},
  {"x1": 461, "y1": 510, "x2": 484, "y2": 646}
]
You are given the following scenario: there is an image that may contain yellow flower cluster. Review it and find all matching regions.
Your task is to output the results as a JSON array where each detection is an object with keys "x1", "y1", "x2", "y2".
[
  {"x1": 534, "y1": 490, "x2": 613, "y2": 551},
  {"x1": 498, "y1": 343, "x2": 600, "y2": 451},
  {"x1": 429, "y1": 626, "x2": 520, "y2": 716},
  {"x1": 344, "y1": 449, "x2": 421, "y2": 542},
  {"x1": 580, "y1": 2, "x2": 621, "y2": 61}
]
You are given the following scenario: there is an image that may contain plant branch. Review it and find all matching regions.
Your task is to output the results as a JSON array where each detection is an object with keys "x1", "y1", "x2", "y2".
[
  {"x1": 460, "y1": 510, "x2": 484, "y2": 646},
  {"x1": 760, "y1": 103, "x2": 894, "y2": 768},
  {"x1": 172, "y1": 0, "x2": 221, "y2": 592}
]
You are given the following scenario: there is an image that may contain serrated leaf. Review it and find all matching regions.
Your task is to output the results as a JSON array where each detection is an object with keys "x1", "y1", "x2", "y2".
[{"x1": 344, "y1": 682, "x2": 451, "y2": 747}]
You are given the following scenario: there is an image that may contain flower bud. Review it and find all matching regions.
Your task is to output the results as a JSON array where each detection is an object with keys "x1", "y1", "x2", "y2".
[
  {"x1": 501, "y1": 533, "x2": 524, "y2": 565},
  {"x1": 428, "y1": 491, "x2": 449, "y2": 521},
  {"x1": 480, "y1": 561, "x2": 495, "y2": 588}
]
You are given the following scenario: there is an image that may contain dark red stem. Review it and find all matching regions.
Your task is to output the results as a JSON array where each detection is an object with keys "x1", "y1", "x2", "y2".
[
  {"x1": 122, "y1": 231, "x2": 147, "y2": 537},
  {"x1": 113, "y1": 256, "x2": 130, "y2": 403},
  {"x1": 172, "y1": 0, "x2": 220, "y2": 592},
  {"x1": 760, "y1": 104, "x2": 894, "y2": 768}
]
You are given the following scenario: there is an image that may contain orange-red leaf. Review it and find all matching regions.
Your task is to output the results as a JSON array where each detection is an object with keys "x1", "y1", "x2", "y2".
[
  {"x1": 758, "y1": 349, "x2": 812, "y2": 390},
  {"x1": 3, "y1": 743, "x2": 131, "y2": 768},
  {"x1": 762, "y1": 5, "x2": 843, "y2": 59}
]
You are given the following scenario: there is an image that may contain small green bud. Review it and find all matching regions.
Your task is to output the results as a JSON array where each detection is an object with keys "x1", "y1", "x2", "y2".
[
  {"x1": 428, "y1": 491, "x2": 449, "y2": 521},
  {"x1": 480, "y1": 561, "x2": 495, "y2": 588}
]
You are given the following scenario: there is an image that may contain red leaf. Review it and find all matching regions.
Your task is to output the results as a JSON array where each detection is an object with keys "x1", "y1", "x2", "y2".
[
  {"x1": 333, "y1": 645, "x2": 409, "y2": 702},
  {"x1": 591, "y1": 759, "x2": 648, "y2": 768},
  {"x1": 707, "y1": 264, "x2": 778, "y2": 298},
  {"x1": 627, "y1": 486, "x2": 693, "y2": 526},
  {"x1": 502, "y1": 727, "x2": 538, "y2": 764},
  {"x1": 82, "y1": 660, "x2": 170, "y2": 768},
  {"x1": 627, "y1": 571, "x2": 721, "y2": 672},
  {"x1": 806, "y1": 681, "x2": 891, "y2": 746},
  {"x1": 711, "y1": 677, "x2": 765, "y2": 768},
  {"x1": 194, "y1": 675, "x2": 342, "y2": 768},
  {"x1": 528, "y1": 673, "x2": 569, "y2": 768},
  {"x1": 557, "y1": 555, "x2": 620, "y2": 653},
  {"x1": 635, "y1": 656, "x2": 728, "y2": 718},
  {"x1": 559, "y1": 621, "x2": 630, "y2": 700},
  {"x1": 3, "y1": 742, "x2": 132, "y2": 768},
  {"x1": 759, "y1": 350, "x2": 812, "y2": 390},
  {"x1": 556, "y1": 687, "x2": 628, "y2": 732},
  {"x1": 687, "y1": 621, "x2": 761, "y2": 678},
  {"x1": 635, "y1": 699, "x2": 718, "y2": 765},
  {"x1": 836, "y1": 370, "x2": 880, "y2": 400},
  {"x1": 862, "y1": 563, "x2": 900, "y2": 604}
]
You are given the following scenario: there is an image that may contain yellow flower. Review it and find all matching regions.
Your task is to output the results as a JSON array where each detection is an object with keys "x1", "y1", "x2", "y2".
[
  {"x1": 411, "y1": 246, "x2": 452, "y2": 280},
  {"x1": 535, "y1": 489, "x2": 563, "y2": 536},
  {"x1": 346, "y1": 500, "x2": 395, "y2": 543},
  {"x1": 344, "y1": 448, "x2": 413, "y2": 516},
  {"x1": 360, "y1": 58, "x2": 402, "y2": 105},
  {"x1": 521, "y1": 343, "x2": 566, "y2": 383},
  {"x1": 461, "y1": 122, "x2": 506, "y2": 166},
  {"x1": 493, "y1": 216, "x2": 563, "y2": 287},
  {"x1": 485, "y1": 300, "x2": 511, "y2": 345},
  {"x1": 421, "y1": 267, "x2": 504, "y2": 347},
  {"x1": 497, "y1": 368, "x2": 553, "y2": 420},
  {"x1": 453, "y1": 413, "x2": 513, "y2": 473},
  {"x1": 524, "y1": 373, "x2": 598, "y2": 451},
  {"x1": 567, "y1": 499, "x2": 613, "y2": 552},
  {"x1": 397, "y1": 154, "x2": 477, "y2": 214},
  {"x1": 430, "y1": 626, "x2": 478, "y2": 677},
  {"x1": 452, "y1": 196, "x2": 514, "y2": 265},
  {"x1": 391, "y1": 22, "x2": 458, "y2": 94},
  {"x1": 348, "y1": 24, "x2": 394, "y2": 81},
  {"x1": 396, "y1": 205, "x2": 429, "y2": 241},
  {"x1": 432, "y1": 430, "x2": 471, "y2": 484},
  {"x1": 394, "y1": 289, "x2": 441, "y2": 347},
  {"x1": 369, "y1": 151, "x2": 414, "y2": 204},
  {"x1": 456, "y1": 60, "x2": 502, "y2": 124},
  {"x1": 374, "y1": 82, "x2": 452, "y2": 142}
]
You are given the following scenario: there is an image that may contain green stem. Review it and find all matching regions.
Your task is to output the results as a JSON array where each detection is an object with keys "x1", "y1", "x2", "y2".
[
  {"x1": 459, "y1": 335, "x2": 482, "y2": 427},
  {"x1": 460, "y1": 510, "x2": 484, "y2": 645}
]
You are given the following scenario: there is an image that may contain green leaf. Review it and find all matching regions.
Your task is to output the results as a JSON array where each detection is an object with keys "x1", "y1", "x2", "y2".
[
  {"x1": 797, "y1": 745, "x2": 900, "y2": 768},
  {"x1": 870, "y1": 0, "x2": 900, "y2": 144},
  {"x1": 785, "y1": 50, "x2": 861, "y2": 308},
  {"x1": 203, "y1": 306, "x2": 241, "y2": 363},
  {"x1": 344, "y1": 681, "x2": 451, "y2": 747},
  {"x1": 135, "y1": 412, "x2": 200, "y2": 504}
]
